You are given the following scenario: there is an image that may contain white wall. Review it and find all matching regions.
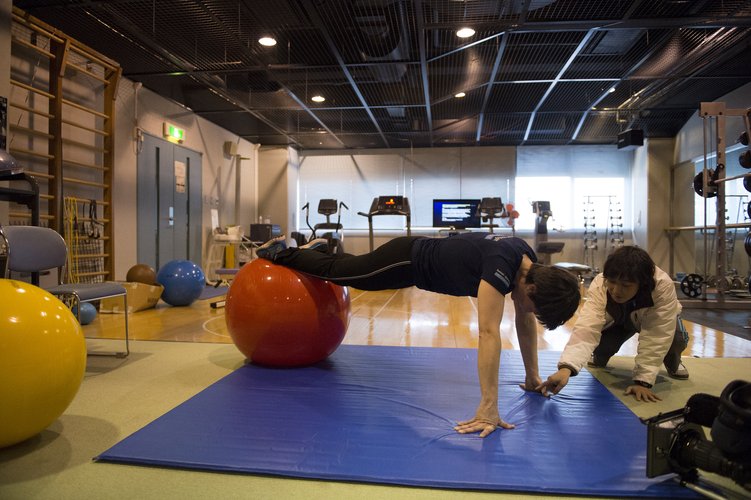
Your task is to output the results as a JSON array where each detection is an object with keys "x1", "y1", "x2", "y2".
[
  {"x1": 630, "y1": 141, "x2": 649, "y2": 250},
  {"x1": 113, "y1": 80, "x2": 259, "y2": 278},
  {"x1": 645, "y1": 138, "x2": 677, "y2": 269},
  {"x1": 257, "y1": 145, "x2": 297, "y2": 237}
]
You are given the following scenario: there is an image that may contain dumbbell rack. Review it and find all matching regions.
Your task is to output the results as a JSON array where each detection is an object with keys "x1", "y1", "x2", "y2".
[
  {"x1": 582, "y1": 198, "x2": 598, "y2": 270},
  {"x1": 606, "y1": 199, "x2": 624, "y2": 255}
]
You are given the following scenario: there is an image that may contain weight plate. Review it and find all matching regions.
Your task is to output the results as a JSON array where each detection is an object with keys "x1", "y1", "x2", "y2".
[
  {"x1": 740, "y1": 150, "x2": 751, "y2": 169},
  {"x1": 717, "y1": 276, "x2": 733, "y2": 292},
  {"x1": 744, "y1": 175, "x2": 751, "y2": 193},
  {"x1": 693, "y1": 170, "x2": 717, "y2": 198},
  {"x1": 745, "y1": 232, "x2": 751, "y2": 257},
  {"x1": 680, "y1": 273, "x2": 703, "y2": 298}
]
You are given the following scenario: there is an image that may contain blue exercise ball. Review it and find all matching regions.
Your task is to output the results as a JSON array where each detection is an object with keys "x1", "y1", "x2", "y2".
[
  {"x1": 156, "y1": 260, "x2": 205, "y2": 306},
  {"x1": 72, "y1": 302, "x2": 97, "y2": 325}
]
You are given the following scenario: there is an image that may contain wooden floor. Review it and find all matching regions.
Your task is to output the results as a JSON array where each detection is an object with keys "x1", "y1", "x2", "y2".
[{"x1": 89, "y1": 286, "x2": 750, "y2": 359}]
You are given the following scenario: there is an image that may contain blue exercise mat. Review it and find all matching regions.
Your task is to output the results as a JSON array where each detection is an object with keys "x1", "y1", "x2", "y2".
[{"x1": 97, "y1": 345, "x2": 695, "y2": 497}]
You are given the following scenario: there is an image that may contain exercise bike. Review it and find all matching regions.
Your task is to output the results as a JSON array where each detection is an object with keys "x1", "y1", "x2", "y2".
[{"x1": 292, "y1": 199, "x2": 348, "y2": 255}]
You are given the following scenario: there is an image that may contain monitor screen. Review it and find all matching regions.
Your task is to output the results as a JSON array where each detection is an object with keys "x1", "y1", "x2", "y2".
[{"x1": 432, "y1": 199, "x2": 482, "y2": 229}]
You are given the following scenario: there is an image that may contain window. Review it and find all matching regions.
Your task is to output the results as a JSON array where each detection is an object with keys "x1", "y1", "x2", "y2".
[
  {"x1": 515, "y1": 146, "x2": 630, "y2": 231},
  {"x1": 297, "y1": 146, "x2": 627, "y2": 233}
]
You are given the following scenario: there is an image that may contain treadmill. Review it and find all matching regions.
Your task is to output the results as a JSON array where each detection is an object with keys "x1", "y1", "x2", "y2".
[{"x1": 358, "y1": 196, "x2": 411, "y2": 251}]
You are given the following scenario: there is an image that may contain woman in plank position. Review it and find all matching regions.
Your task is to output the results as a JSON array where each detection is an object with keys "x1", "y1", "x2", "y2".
[{"x1": 257, "y1": 233, "x2": 581, "y2": 437}]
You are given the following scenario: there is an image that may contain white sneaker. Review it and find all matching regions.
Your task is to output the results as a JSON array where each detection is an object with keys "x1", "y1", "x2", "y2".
[{"x1": 667, "y1": 362, "x2": 689, "y2": 380}]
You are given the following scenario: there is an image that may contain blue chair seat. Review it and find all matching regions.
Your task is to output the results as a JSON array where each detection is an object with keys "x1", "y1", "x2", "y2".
[{"x1": 1, "y1": 225, "x2": 130, "y2": 357}]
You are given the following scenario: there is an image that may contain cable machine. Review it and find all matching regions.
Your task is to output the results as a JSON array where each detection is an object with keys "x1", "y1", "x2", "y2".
[{"x1": 666, "y1": 102, "x2": 751, "y2": 308}]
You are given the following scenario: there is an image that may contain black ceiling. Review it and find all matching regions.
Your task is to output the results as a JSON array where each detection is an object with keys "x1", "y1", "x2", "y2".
[{"x1": 13, "y1": 0, "x2": 751, "y2": 150}]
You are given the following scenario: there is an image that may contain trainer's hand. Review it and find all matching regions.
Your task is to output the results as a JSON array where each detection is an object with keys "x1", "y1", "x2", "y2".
[
  {"x1": 625, "y1": 384, "x2": 662, "y2": 402},
  {"x1": 454, "y1": 416, "x2": 515, "y2": 438},
  {"x1": 536, "y1": 369, "x2": 571, "y2": 397}
]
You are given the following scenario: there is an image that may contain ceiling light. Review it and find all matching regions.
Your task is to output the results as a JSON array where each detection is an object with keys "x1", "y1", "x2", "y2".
[
  {"x1": 608, "y1": 87, "x2": 616, "y2": 93},
  {"x1": 258, "y1": 37, "x2": 277, "y2": 47},
  {"x1": 455, "y1": 92, "x2": 466, "y2": 98},
  {"x1": 456, "y1": 27, "x2": 475, "y2": 38},
  {"x1": 311, "y1": 95, "x2": 325, "y2": 103}
]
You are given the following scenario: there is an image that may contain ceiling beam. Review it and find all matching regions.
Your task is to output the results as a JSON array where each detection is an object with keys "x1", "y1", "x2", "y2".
[
  {"x1": 523, "y1": 29, "x2": 597, "y2": 143},
  {"x1": 570, "y1": 0, "x2": 658, "y2": 142},
  {"x1": 475, "y1": 33, "x2": 508, "y2": 143},
  {"x1": 414, "y1": 0, "x2": 433, "y2": 145},
  {"x1": 424, "y1": 16, "x2": 751, "y2": 33},
  {"x1": 300, "y1": 0, "x2": 390, "y2": 148}
]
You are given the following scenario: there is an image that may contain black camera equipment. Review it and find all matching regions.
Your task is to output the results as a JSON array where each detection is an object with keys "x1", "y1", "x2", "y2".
[{"x1": 642, "y1": 380, "x2": 750, "y2": 498}]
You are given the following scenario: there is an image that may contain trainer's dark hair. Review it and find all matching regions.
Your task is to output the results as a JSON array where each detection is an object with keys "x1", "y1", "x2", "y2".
[
  {"x1": 525, "y1": 264, "x2": 580, "y2": 330},
  {"x1": 603, "y1": 246, "x2": 656, "y2": 293}
]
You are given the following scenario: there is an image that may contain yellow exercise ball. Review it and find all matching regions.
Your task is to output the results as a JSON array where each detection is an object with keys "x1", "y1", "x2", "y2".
[{"x1": 0, "y1": 279, "x2": 87, "y2": 448}]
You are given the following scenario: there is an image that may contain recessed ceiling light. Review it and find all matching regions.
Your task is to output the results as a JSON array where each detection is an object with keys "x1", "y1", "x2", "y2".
[
  {"x1": 311, "y1": 95, "x2": 325, "y2": 103},
  {"x1": 456, "y1": 27, "x2": 475, "y2": 38},
  {"x1": 258, "y1": 37, "x2": 277, "y2": 47},
  {"x1": 608, "y1": 87, "x2": 616, "y2": 93},
  {"x1": 455, "y1": 92, "x2": 466, "y2": 98}
]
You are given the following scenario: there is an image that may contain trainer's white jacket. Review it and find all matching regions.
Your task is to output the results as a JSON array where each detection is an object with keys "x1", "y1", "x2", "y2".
[{"x1": 557, "y1": 266, "x2": 681, "y2": 386}]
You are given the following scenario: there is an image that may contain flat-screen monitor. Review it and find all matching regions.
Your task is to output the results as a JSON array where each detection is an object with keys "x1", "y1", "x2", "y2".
[{"x1": 432, "y1": 199, "x2": 482, "y2": 229}]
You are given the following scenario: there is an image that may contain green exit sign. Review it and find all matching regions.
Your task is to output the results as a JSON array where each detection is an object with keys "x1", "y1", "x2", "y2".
[{"x1": 163, "y1": 123, "x2": 185, "y2": 143}]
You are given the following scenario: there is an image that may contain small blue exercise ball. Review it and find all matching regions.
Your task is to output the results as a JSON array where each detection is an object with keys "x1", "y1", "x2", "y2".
[
  {"x1": 72, "y1": 302, "x2": 97, "y2": 325},
  {"x1": 156, "y1": 260, "x2": 205, "y2": 306}
]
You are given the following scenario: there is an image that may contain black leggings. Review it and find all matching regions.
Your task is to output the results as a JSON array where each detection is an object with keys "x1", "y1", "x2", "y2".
[
  {"x1": 272, "y1": 236, "x2": 424, "y2": 291},
  {"x1": 592, "y1": 317, "x2": 690, "y2": 371}
]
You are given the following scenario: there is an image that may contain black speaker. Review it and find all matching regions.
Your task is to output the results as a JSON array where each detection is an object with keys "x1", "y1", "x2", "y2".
[{"x1": 617, "y1": 129, "x2": 644, "y2": 150}]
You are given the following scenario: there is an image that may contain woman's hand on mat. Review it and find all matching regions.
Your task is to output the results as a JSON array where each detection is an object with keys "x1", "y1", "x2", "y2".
[
  {"x1": 624, "y1": 384, "x2": 662, "y2": 402},
  {"x1": 519, "y1": 374, "x2": 543, "y2": 393},
  {"x1": 454, "y1": 414, "x2": 515, "y2": 437},
  {"x1": 536, "y1": 369, "x2": 570, "y2": 397}
]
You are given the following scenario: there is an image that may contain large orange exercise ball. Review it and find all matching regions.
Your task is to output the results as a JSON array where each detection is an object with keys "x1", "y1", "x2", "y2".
[
  {"x1": 126, "y1": 263, "x2": 157, "y2": 285},
  {"x1": 0, "y1": 279, "x2": 86, "y2": 448},
  {"x1": 225, "y1": 259, "x2": 351, "y2": 367}
]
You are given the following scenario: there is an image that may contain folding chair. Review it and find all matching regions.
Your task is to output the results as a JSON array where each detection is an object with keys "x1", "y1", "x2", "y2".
[{"x1": 0, "y1": 225, "x2": 129, "y2": 357}]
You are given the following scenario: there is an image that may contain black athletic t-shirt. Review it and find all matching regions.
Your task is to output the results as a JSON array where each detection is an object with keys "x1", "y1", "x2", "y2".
[{"x1": 410, "y1": 233, "x2": 537, "y2": 297}]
